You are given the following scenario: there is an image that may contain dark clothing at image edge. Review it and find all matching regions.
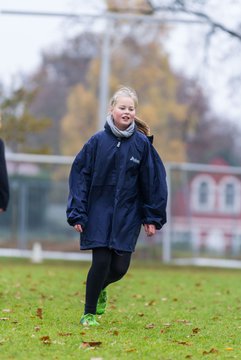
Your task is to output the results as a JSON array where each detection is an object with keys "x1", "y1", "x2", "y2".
[{"x1": 0, "y1": 138, "x2": 9, "y2": 211}]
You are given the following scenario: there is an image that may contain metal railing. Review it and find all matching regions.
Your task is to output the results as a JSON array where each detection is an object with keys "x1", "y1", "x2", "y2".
[{"x1": 2, "y1": 153, "x2": 241, "y2": 267}]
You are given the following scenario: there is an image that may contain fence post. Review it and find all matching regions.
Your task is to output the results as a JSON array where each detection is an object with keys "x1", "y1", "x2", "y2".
[
  {"x1": 162, "y1": 163, "x2": 172, "y2": 263},
  {"x1": 18, "y1": 182, "x2": 28, "y2": 249}
]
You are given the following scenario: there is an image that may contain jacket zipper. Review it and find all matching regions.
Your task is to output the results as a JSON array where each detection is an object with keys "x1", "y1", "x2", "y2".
[{"x1": 110, "y1": 138, "x2": 121, "y2": 248}]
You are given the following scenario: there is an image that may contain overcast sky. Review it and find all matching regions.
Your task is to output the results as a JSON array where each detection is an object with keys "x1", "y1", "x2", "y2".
[
  {"x1": 1, "y1": 0, "x2": 240, "y2": 124},
  {"x1": 0, "y1": 0, "x2": 104, "y2": 85}
]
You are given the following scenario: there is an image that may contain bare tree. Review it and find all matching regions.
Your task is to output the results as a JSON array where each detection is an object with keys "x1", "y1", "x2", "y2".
[
  {"x1": 142, "y1": 0, "x2": 241, "y2": 124},
  {"x1": 146, "y1": 0, "x2": 241, "y2": 40}
]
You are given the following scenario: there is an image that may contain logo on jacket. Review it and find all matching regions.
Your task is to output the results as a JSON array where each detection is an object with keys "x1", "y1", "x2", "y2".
[{"x1": 130, "y1": 156, "x2": 140, "y2": 164}]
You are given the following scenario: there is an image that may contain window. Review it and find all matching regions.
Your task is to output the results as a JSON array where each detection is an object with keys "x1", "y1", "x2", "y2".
[
  {"x1": 225, "y1": 183, "x2": 235, "y2": 207},
  {"x1": 218, "y1": 176, "x2": 241, "y2": 214},
  {"x1": 191, "y1": 175, "x2": 215, "y2": 212},
  {"x1": 199, "y1": 181, "x2": 209, "y2": 205}
]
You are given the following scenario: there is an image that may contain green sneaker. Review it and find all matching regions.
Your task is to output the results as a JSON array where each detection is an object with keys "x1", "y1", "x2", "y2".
[
  {"x1": 80, "y1": 313, "x2": 99, "y2": 326},
  {"x1": 96, "y1": 289, "x2": 107, "y2": 315}
]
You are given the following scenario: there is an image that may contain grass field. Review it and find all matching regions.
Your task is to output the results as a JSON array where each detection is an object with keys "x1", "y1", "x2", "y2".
[{"x1": 1, "y1": 258, "x2": 241, "y2": 360}]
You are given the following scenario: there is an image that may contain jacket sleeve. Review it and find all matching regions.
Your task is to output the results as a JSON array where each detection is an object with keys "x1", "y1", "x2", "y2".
[
  {"x1": 66, "y1": 140, "x2": 94, "y2": 227},
  {"x1": 139, "y1": 141, "x2": 167, "y2": 229},
  {"x1": 0, "y1": 139, "x2": 10, "y2": 211}
]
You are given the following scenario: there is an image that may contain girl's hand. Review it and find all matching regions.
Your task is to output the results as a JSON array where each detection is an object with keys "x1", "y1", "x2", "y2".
[
  {"x1": 144, "y1": 224, "x2": 156, "y2": 236},
  {"x1": 74, "y1": 224, "x2": 83, "y2": 233}
]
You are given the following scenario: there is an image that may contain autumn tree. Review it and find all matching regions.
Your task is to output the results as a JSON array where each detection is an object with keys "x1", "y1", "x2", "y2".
[
  {"x1": 61, "y1": 84, "x2": 98, "y2": 155},
  {"x1": 28, "y1": 32, "x2": 101, "y2": 153},
  {"x1": 0, "y1": 87, "x2": 51, "y2": 153},
  {"x1": 187, "y1": 115, "x2": 241, "y2": 166}
]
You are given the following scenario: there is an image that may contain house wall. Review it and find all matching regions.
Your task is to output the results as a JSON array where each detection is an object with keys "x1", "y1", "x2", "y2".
[{"x1": 170, "y1": 164, "x2": 241, "y2": 256}]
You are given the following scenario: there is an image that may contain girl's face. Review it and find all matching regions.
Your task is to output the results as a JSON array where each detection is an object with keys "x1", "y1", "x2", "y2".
[{"x1": 110, "y1": 96, "x2": 136, "y2": 130}]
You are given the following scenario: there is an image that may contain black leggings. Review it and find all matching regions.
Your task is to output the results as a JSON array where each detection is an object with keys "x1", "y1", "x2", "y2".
[{"x1": 84, "y1": 247, "x2": 132, "y2": 314}]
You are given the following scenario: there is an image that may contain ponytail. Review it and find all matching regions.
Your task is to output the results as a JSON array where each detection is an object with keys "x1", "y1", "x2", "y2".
[{"x1": 135, "y1": 117, "x2": 151, "y2": 136}]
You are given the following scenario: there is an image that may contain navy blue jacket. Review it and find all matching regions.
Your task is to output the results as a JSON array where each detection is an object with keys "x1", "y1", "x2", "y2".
[{"x1": 67, "y1": 123, "x2": 167, "y2": 252}]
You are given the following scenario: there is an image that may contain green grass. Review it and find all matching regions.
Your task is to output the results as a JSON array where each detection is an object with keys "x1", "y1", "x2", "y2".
[{"x1": 1, "y1": 258, "x2": 241, "y2": 359}]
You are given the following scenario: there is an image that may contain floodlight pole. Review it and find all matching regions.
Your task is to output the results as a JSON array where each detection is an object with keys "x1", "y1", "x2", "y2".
[{"x1": 99, "y1": 20, "x2": 111, "y2": 130}]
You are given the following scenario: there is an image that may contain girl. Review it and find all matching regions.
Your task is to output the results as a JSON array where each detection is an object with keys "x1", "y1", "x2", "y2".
[{"x1": 67, "y1": 87, "x2": 167, "y2": 326}]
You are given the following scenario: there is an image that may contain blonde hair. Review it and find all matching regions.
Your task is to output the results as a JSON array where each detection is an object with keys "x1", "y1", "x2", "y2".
[
  {"x1": 109, "y1": 86, "x2": 138, "y2": 108},
  {"x1": 109, "y1": 86, "x2": 151, "y2": 136},
  {"x1": 135, "y1": 116, "x2": 151, "y2": 136}
]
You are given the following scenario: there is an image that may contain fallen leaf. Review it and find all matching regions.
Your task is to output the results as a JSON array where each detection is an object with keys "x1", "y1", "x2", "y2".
[
  {"x1": 40, "y1": 335, "x2": 51, "y2": 345},
  {"x1": 2, "y1": 309, "x2": 12, "y2": 313},
  {"x1": 176, "y1": 341, "x2": 192, "y2": 346},
  {"x1": 145, "y1": 323, "x2": 155, "y2": 329},
  {"x1": 192, "y1": 328, "x2": 201, "y2": 334},
  {"x1": 58, "y1": 332, "x2": 72, "y2": 337},
  {"x1": 81, "y1": 341, "x2": 102, "y2": 348},
  {"x1": 112, "y1": 330, "x2": 119, "y2": 336},
  {"x1": 125, "y1": 348, "x2": 137, "y2": 353},
  {"x1": 35, "y1": 326, "x2": 41, "y2": 332},
  {"x1": 203, "y1": 348, "x2": 218, "y2": 355},
  {"x1": 0, "y1": 317, "x2": 9, "y2": 321},
  {"x1": 36, "y1": 308, "x2": 43, "y2": 319},
  {"x1": 225, "y1": 348, "x2": 233, "y2": 351},
  {"x1": 137, "y1": 312, "x2": 144, "y2": 317},
  {"x1": 176, "y1": 319, "x2": 192, "y2": 325},
  {"x1": 145, "y1": 300, "x2": 156, "y2": 306}
]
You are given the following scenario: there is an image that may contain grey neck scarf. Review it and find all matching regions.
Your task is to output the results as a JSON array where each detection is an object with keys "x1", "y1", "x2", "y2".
[{"x1": 106, "y1": 115, "x2": 135, "y2": 138}]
